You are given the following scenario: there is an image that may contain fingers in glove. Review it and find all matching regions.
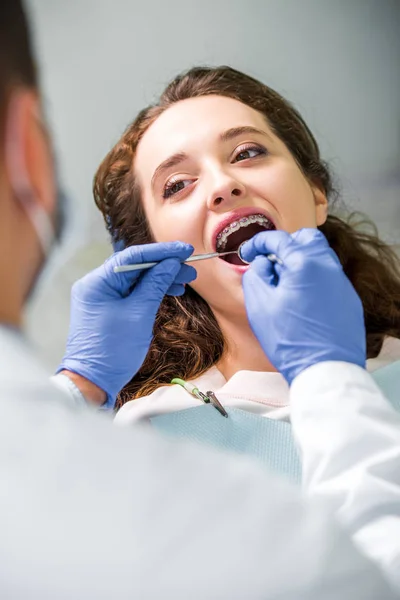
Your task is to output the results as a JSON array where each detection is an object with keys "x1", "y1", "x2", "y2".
[
  {"x1": 110, "y1": 241, "x2": 194, "y2": 269},
  {"x1": 240, "y1": 230, "x2": 292, "y2": 264},
  {"x1": 166, "y1": 283, "x2": 186, "y2": 297},
  {"x1": 291, "y1": 228, "x2": 328, "y2": 246},
  {"x1": 132, "y1": 257, "x2": 183, "y2": 303},
  {"x1": 165, "y1": 264, "x2": 196, "y2": 296},
  {"x1": 124, "y1": 260, "x2": 196, "y2": 299},
  {"x1": 250, "y1": 255, "x2": 280, "y2": 285},
  {"x1": 106, "y1": 242, "x2": 194, "y2": 297},
  {"x1": 173, "y1": 264, "x2": 197, "y2": 285},
  {"x1": 291, "y1": 229, "x2": 342, "y2": 269},
  {"x1": 243, "y1": 255, "x2": 278, "y2": 297}
]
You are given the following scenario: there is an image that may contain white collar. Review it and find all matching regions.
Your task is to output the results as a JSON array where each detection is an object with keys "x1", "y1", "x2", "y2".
[
  {"x1": 187, "y1": 336, "x2": 400, "y2": 407},
  {"x1": 190, "y1": 367, "x2": 290, "y2": 407}
]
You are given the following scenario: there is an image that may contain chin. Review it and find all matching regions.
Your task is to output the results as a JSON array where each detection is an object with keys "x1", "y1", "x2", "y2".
[{"x1": 196, "y1": 277, "x2": 247, "y2": 320}]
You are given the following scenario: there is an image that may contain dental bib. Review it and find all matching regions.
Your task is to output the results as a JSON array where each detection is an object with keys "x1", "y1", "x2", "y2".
[{"x1": 151, "y1": 361, "x2": 400, "y2": 483}]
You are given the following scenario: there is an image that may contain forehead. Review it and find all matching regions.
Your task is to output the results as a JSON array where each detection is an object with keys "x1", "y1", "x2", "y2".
[{"x1": 135, "y1": 95, "x2": 273, "y2": 177}]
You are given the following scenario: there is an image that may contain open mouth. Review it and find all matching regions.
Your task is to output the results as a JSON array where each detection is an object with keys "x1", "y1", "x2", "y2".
[{"x1": 215, "y1": 214, "x2": 276, "y2": 266}]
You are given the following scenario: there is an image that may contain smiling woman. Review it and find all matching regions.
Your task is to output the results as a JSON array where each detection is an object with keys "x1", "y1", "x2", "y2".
[{"x1": 93, "y1": 66, "x2": 400, "y2": 410}]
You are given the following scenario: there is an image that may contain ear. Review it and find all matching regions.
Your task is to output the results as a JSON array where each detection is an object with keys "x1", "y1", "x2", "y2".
[
  {"x1": 5, "y1": 90, "x2": 56, "y2": 218},
  {"x1": 311, "y1": 182, "x2": 328, "y2": 226}
]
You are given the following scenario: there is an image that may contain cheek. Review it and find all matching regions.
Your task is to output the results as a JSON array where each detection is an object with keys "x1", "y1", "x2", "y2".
[
  {"x1": 258, "y1": 162, "x2": 319, "y2": 230},
  {"x1": 143, "y1": 203, "x2": 204, "y2": 248},
  {"x1": 152, "y1": 217, "x2": 201, "y2": 246}
]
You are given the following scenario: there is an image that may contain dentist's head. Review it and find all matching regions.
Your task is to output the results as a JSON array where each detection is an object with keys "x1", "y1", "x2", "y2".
[{"x1": 0, "y1": 0, "x2": 64, "y2": 327}]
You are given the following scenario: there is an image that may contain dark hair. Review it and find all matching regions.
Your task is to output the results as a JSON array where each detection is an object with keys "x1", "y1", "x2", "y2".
[
  {"x1": 94, "y1": 66, "x2": 400, "y2": 407},
  {"x1": 0, "y1": 0, "x2": 37, "y2": 113}
]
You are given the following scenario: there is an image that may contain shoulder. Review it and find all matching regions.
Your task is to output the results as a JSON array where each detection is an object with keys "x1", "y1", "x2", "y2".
[
  {"x1": 0, "y1": 326, "x2": 65, "y2": 406},
  {"x1": 0, "y1": 326, "x2": 50, "y2": 385},
  {"x1": 115, "y1": 367, "x2": 224, "y2": 426},
  {"x1": 367, "y1": 336, "x2": 400, "y2": 372},
  {"x1": 115, "y1": 383, "x2": 198, "y2": 426}
]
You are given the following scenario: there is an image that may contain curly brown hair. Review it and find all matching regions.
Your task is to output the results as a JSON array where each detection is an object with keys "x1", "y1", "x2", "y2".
[{"x1": 93, "y1": 66, "x2": 400, "y2": 408}]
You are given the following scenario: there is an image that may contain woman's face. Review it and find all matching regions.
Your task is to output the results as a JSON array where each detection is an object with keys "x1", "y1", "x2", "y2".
[{"x1": 135, "y1": 95, "x2": 328, "y2": 317}]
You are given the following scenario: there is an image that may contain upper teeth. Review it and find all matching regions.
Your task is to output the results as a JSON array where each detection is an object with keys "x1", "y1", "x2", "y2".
[{"x1": 216, "y1": 214, "x2": 273, "y2": 251}]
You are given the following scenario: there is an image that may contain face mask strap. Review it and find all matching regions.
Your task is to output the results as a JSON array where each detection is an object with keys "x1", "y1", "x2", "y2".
[{"x1": 4, "y1": 92, "x2": 56, "y2": 256}]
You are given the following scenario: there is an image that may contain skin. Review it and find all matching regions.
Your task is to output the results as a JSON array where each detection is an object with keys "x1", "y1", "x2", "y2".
[
  {"x1": 135, "y1": 95, "x2": 328, "y2": 379},
  {"x1": 0, "y1": 89, "x2": 105, "y2": 403},
  {"x1": 0, "y1": 90, "x2": 55, "y2": 325}
]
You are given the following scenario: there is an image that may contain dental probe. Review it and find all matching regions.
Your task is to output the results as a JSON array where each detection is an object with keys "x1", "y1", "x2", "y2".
[{"x1": 113, "y1": 243, "x2": 283, "y2": 273}]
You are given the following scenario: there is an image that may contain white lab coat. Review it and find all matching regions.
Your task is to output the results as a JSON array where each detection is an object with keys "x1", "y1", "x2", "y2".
[
  {"x1": 113, "y1": 338, "x2": 400, "y2": 589},
  {"x1": 0, "y1": 324, "x2": 399, "y2": 599}
]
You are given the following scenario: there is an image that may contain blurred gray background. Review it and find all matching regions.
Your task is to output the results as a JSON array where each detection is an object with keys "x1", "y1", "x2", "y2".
[{"x1": 26, "y1": 0, "x2": 400, "y2": 367}]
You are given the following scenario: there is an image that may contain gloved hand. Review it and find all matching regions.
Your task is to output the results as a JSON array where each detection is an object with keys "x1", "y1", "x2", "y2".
[
  {"x1": 58, "y1": 242, "x2": 196, "y2": 407},
  {"x1": 241, "y1": 229, "x2": 366, "y2": 385}
]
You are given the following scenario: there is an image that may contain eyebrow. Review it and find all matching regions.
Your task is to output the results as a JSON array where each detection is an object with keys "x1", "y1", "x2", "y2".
[
  {"x1": 151, "y1": 126, "x2": 269, "y2": 188},
  {"x1": 219, "y1": 126, "x2": 268, "y2": 143},
  {"x1": 151, "y1": 152, "x2": 188, "y2": 189}
]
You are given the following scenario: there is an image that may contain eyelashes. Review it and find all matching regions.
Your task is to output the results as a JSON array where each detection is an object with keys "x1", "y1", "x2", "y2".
[
  {"x1": 162, "y1": 143, "x2": 267, "y2": 199},
  {"x1": 233, "y1": 143, "x2": 267, "y2": 162},
  {"x1": 163, "y1": 178, "x2": 192, "y2": 199}
]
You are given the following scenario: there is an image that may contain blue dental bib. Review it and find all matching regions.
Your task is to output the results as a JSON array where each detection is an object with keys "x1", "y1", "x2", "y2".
[{"x1": 151, "y1": 362, "x2": 400, "y2": 483}]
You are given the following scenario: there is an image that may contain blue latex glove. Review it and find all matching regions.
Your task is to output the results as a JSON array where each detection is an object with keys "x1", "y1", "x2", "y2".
[
  {"x1": 58, "y1": 242, "x2": 196, "y2": 407},
  {"x1": 241, "y1": 229, "x2": 366, "y2": 385}
]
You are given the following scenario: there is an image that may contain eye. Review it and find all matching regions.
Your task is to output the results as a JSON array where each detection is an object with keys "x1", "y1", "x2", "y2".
[
  {"x1": 162, "y1": 178, "x2": 193, "y2": 199},
  {"x1": 234, "y1": 144, "x2": 267, "y2": 162}
]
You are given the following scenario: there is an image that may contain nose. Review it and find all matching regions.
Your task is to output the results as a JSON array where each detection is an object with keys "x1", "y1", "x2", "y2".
[{"x1": 206, "y1": 171, "x2": 245, "y2": 212}]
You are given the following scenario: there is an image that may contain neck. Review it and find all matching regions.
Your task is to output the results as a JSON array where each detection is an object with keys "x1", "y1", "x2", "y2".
[{"x1": 214, "y1": 309, "x2": 276, "y2": 380}]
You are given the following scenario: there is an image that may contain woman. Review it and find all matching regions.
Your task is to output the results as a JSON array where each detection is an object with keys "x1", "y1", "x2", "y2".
[{"x1": 93, "y1": 66, "x2": 400, "y2": 425}]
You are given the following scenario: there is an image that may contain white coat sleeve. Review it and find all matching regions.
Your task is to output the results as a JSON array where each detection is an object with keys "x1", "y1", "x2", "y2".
[
  {"x1": 50, "y1": 372, "x2": 89, "y2": 408},
  {"x1": 51, "y1": 373, "x2": 112, "y2": 413},
  {"x1": 0, "y1": 383, "x2": 395, "y2": 600},
  {"x1": 291, "y1": 361, "x2": 400, "y2": 592}
]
